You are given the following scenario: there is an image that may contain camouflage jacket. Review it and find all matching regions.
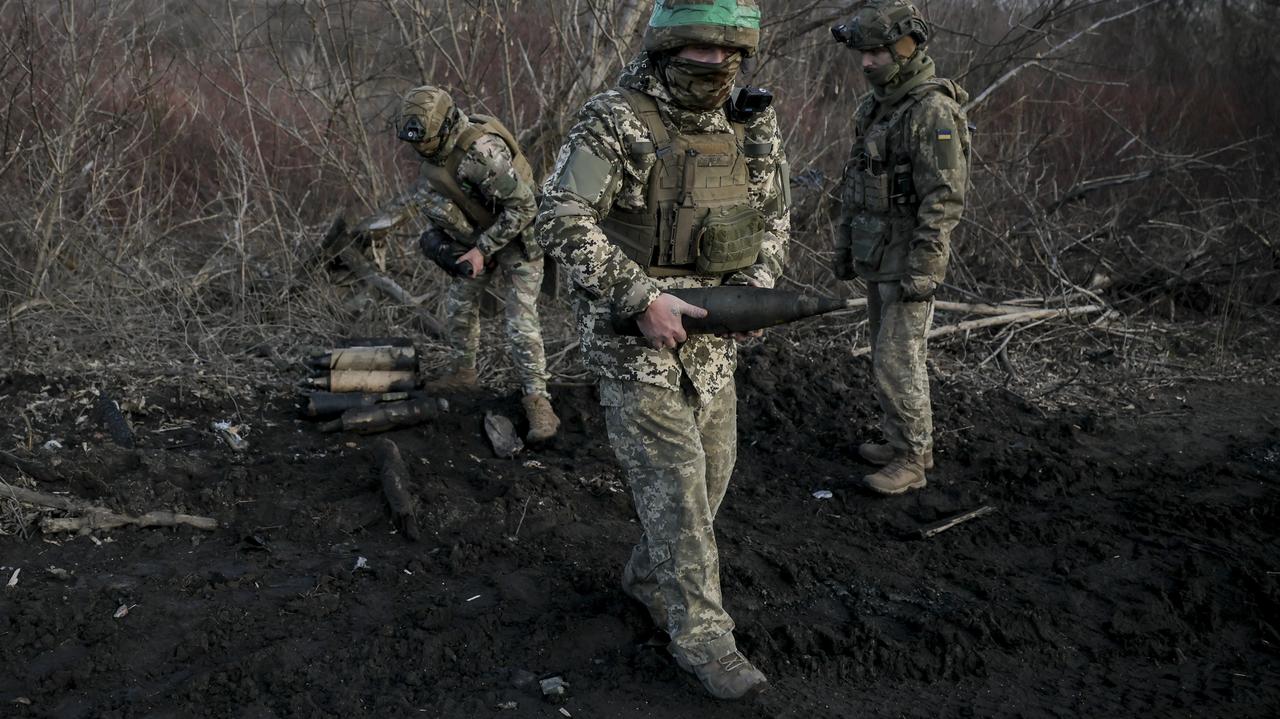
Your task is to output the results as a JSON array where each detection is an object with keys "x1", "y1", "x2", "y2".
[
  {"x1": 535, "y1": 54, "x2": 790, "y2": 399},
  {"x1": 373, "y1": 124, "x2": 540, "y2": 259},
  {"x1": 836, "y1": 57, "x2": 969, "y2": 284}
]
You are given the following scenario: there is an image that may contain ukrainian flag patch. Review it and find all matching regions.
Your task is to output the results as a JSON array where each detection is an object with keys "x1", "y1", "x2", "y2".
[{"x1": 935, "y1": 128, "x2": 960, "y2": 169}]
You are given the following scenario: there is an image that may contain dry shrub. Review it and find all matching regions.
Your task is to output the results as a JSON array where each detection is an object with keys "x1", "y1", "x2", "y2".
[{"x1": 0, "y1": 0, "x2": 1275, "y2": 378}]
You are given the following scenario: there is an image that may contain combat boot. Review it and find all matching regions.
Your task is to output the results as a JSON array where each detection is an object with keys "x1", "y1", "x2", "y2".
[
  {"x1": 422, "y1": 366, "x2": 478, "y2": 393},
  {"x1": 521, "y1": 394, "x2": 560, "y2": 442},
  {"x1": 859, "y1": 441, "x2": 934, "y2": 470},
  {"x1": 863, "y1": 454, "x2": 928, "y2": 495},
  {"x1": 676, "y1": 650, "x2": 769, "y2": 701}
]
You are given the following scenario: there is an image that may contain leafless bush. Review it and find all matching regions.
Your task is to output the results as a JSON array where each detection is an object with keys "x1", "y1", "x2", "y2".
[{"x1": 0, "y1": 0, "x2": 1275, "y2": 378}]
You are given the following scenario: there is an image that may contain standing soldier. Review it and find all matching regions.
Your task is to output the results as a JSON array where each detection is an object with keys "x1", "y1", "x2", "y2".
[
  {"x1": 354, "y1": 86, "x2": 560, "y2": 442},
  {"x1": 830, "y1": 0, "x2": 970, "y2": 495},
  {"x1": 536, "y1": 0, "x2": 788, "y2": 701}
]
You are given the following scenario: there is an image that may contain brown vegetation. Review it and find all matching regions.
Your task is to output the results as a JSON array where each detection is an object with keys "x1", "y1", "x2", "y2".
[
  {"x1": 1, "y1": 0, "x2": 1277, "y2": 377},
  {"x1": 2, "y1": 5, "x2": 1279, "y2": 716}
]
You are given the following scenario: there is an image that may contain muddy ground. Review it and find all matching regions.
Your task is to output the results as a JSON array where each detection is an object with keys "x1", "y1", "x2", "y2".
[{"x1": 1, "y1": 338, "x2": 1278, "y2": 719}]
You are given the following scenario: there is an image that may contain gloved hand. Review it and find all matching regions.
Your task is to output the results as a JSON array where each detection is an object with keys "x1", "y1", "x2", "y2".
[
  {"x1": 419, "y1": 228, "x2": 472, "y2": 278},
  {"x1": 900, "y1": 275, "x2": 938, "y2": 302},
  {"x1": 832, "y1": 246, "x2": 855, "y2": 281}
]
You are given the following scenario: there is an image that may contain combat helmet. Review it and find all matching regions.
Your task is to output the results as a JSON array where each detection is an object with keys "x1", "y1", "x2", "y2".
[
  {"x1": 831, "y1": 0, "x2": 930, "y2": 51},
  {"x1": 398, "y1": 85, "x2": 461, "y2": 156},
  {"x1": 643, "y1": 0, "x2": 762, "y2": 57}
]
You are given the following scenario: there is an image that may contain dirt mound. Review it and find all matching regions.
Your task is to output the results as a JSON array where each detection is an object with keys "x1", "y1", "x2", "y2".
[{"x1": 1, "y1": 343, "x2": 1278, "y2": 718}]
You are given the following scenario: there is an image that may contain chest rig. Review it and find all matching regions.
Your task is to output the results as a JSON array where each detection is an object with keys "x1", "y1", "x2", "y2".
[
  {"x1": 846, "y1": 93, "x2": 926, "y2": 218},
  {"x1": 601, "y1": 89, "x2": 765, "y2": 277},
  {"x1": 419, "y1": 115, "x2": 534, "y2": 238}
]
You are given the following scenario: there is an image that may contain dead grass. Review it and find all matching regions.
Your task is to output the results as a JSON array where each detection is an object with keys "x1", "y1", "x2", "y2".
[
  {"x1": 0, "y1": 475, "x2": 44, "y2": 540},
  {"x1": 0, "y1": 0, "x2": 1275, "y2": 382}
]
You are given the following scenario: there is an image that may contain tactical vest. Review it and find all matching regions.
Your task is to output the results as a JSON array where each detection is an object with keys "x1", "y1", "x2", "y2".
[
  {"x1": 419, "y1": 115, "x2": 535, "y2": 235},
  {"x1": 846, "y1": 90, "x2": 931, "y2": 217},
  {"x1": 601, "y1": 89, "x2": 766, "y2": 277},
  {"x1": 843, "y1": 80, "x2": 962, "y2": 267}
]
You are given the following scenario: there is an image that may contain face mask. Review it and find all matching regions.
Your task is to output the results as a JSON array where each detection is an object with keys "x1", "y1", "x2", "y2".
[
  {"x1": 661, "y1": 54, "x2": 742, "y2": 112},
  {"x1": 864, "y1": 58, "x2": 903, "y2": 88}
]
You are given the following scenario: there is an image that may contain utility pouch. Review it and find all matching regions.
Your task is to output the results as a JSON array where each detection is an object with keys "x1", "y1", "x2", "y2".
[
  {"x1": 859, "y1": 167, "x2": 892, "y2": 213},
  {"x1": 695, "y1": 205, "x2": 763, "y2": 274},
  {"x1": 847, "y1": 212, "x2": 889, "y2": 266}
]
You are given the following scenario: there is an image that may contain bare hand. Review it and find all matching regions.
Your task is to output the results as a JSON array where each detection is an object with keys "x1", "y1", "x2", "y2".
[
  {"x1": 637, "y1": 293, "x2": 708, "y2": 350},
  {"x1": 459, "y1": 247, "x2": 486, "y2": 278}
]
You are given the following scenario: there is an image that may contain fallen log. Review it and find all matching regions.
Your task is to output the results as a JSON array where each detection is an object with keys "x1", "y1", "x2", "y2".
[
  {"x1": 42, "y1": 511, "x2": 218, "y2": 534},
  {"x1": 299, "y1": 215, "x2": 444, "y2": 336},
  {"x1": 934, "y1": 300, "x2": 1056, "y2": 316},
  {"x1": 818, "y1": 298, "x2": 1078, "y2": 319},
  {"x1": 1, "y1": 484, "x2": 218, "y2": 533},
  {"x1": 372, "y1": 438, "x2": 420, "y2": 542},
  {"x1": 0, "y1": 485, "x2": 88, "y2": 512},
  {"x1": 319, "y1": 219, "x2": 445, "y2": 338},
  {"x1": 852, "y1": 305, "x2": 1106, "y2": 357}
]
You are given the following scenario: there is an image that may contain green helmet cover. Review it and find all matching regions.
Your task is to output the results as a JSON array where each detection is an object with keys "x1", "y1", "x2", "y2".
[
  {"x1": 643, "y1": 0, "x2": 762, "y2": 57},
  {"x1": 832, "y1": 0, "x2": 930, "y2": 51}
]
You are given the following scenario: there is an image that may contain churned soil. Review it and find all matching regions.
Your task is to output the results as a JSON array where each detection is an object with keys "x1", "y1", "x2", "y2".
[{"x1": 1, "y1": 340, "x2": 1278, "y2": 718}]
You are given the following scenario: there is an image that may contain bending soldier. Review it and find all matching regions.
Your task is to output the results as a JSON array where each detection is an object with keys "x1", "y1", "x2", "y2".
[
  {"x1": 831, "y1": 0, "x2": 971, "y2": 494},
  {"x1": 354, "y1": 86, "x2": 560, "y2": 442},
  {"x1": 536, "y1": 0, "x2": 789, "y2": 701}
]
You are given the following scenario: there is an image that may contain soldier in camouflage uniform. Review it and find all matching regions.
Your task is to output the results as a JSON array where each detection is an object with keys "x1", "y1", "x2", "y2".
[
  {"x1": 831, "y1": 0, "x2": 970, "y2": 494},
  {"x1": 535, "y1": 0, "x2": 788, "y2": 701},
  {"x1": 354, "y1": 86, "x2": 560, "y2": 442}
]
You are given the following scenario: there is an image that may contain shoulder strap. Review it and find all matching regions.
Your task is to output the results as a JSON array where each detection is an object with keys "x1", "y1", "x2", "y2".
[
  {"x1": 911, "y1": 78, "x2": 957, "y2": 102},
  {"x1": 420, "y1": 120, "x2": 497, "y2": 231},
  {"x1": 861, "y1": 90, "x2": 926, "y2": 166},
  {"x1": 422, "y1": 114, "x2": 540, "y2": 233},
  {"x1": 888, "y1": 92, "x2": 925, "y2": 131},
  {"x1": 618, "y1": 88, "x2": 671, "y2": 151},
  {"x1": 855, "y1": 94, "x2": 878, "y2": 134},
  {"x1": 466, "y1": 114, "x2": 536, "y2": 185}
]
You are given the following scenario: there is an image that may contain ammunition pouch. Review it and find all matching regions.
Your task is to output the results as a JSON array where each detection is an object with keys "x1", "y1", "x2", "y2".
[
  {"x1": 853, "y1": 160, "x2": 893, "y2": 213},
  {"x1": 847, "y1": 212, "x2": 890, "y2": 266},
  {"x1": 696, "y1": 205, "x2": 763, "y2": 274}
]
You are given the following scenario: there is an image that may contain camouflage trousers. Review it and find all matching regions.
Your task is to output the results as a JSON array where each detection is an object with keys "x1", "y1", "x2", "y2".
[
  {"x1": 445, "y1": 249, "x2": 550, "y2": 398},
  {"x1": 868, "y1": 281, "x2": 935, "y2": 456},
  {"x1": 600, "y1": 378, "x2": 739, "y2": 667}
]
